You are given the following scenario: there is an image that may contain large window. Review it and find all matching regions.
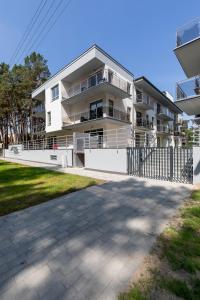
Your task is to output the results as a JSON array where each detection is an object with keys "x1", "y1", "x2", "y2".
[
  {"x1": 51, "y1": 84, "x2": 59, "y2": 101},
  {"x1": 47, "y1": 111, "x2": 51, "y2": 126},
  {"x1": 90, "y1": 100, "x2": 103, "y2": 120},
  {"x1": 88, "y1": 70, "x2": 103, "y2": 88}
]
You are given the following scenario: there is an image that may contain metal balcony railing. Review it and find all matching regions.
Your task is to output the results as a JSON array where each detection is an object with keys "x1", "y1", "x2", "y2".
[
  {"x1": 176, "y1": 76, "x2": 200, "y2": 100},
  {"x1": 63, "y1": 106, "x2": 130, "y2": 126},
  {"x1": 136, "y1": 118, "x2": 153, "y2": 129},
  {"x1": 23, "y1": 135, "x2": 74, "y2": 150},
  {"x1": 157, "y1": 125, "x2": 173, "y2": 134},
  {"x1": 136, "y1": 93, "x2": 153, "y2": 107},
  {"x1": 157, "y1": 107, "x2": 174, "y2": 120},
  {"x1": 67, "y1": 69, "x2": 130, "y2": 98},
  {"x1": 33, "y1": 103, "x2": 45, "y2": 114},
  {"x1": 176, "y1": 17, "x2": 200, "y2": 47}
]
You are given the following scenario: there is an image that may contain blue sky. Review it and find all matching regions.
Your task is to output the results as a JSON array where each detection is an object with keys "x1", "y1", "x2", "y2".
[{"x1": 0, "y1": 0, "x2": 199, "y2": 97}]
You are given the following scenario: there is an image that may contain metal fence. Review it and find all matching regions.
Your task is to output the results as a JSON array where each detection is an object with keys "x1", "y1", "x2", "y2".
[
  {"x1": 127, "y1": 147, "x2": 193, "y2": 184},
  {"x1": 23, "y1": 135, "x2": 74, "y2": 150}
]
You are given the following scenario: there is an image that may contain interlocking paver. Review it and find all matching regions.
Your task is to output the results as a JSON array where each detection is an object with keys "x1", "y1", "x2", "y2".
[{"x1": 0, "y1": 175, "x2": 192, "y2": 299}]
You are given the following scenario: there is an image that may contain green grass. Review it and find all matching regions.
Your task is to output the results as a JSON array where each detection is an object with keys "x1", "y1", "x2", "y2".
[
  {"x1": 119, "y1": 188, "x2": 200, "y2": 300},
  {"x1": 0, "y1": 160, "x2": 102, "y2": 216}
]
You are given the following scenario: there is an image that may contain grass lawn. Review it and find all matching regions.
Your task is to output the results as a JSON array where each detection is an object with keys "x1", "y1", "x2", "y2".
[
  {"x1": 119, "y1": 188, "x2": 200, "y2": 300},
  {"x1": 0, "y1": 159, "x2": 102, "y2": 216}
]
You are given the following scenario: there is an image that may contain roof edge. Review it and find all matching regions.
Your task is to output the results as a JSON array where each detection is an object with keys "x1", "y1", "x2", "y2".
[
  {"x1": 32, "y1": 44, "x2": 134, "y2": 96},
  {"x1": 135, "y1": 76, "x2": 182, "y2": 113}
]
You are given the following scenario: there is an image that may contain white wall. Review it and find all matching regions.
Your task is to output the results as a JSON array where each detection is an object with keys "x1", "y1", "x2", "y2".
[
  {"x1": 45, "y1": 83, "x2": 63, "y2": 133},
  {"x1": 5, "y1": 148, "x2": 71, "y2": 166},
  {"x1": 85, "y1": 148, "x2": 127, "y2": 173}
]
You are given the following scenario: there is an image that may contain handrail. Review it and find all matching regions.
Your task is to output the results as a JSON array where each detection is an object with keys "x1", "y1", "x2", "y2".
[
  {"x1": 63, "y1": 105, "x2": 130, "y2": 125},
  {"x1": 66, "y1": 69, "x2": 130, "y2": 99}
]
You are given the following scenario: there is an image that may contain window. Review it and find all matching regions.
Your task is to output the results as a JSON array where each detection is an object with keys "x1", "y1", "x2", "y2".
[
  {"x1": 90, "y1": 100, "x2": 103, "y2": 119},
  {"x1": 108, "y1": 100, "x2": 114, "y2": 117},
  {"x1": 136, "y1": 90, "x2": 142, "y2": 102},
  {"x1": 88, "y1": 74, "x2": 97, "y2": 88},
  {"x1": 47, "y1": 111, "x2": 51, "y2": 126},
  {"x1": 51, "y1": 84, "x2": 59, "y2": 100},
  {"x1": 88, "y1": 70, "x2": 103, "y2": 88}
]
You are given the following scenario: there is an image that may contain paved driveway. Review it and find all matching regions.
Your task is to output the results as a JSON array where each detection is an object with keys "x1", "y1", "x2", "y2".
[{"x1": 0, "y1": 177, "x2": 192, "y2": 300}]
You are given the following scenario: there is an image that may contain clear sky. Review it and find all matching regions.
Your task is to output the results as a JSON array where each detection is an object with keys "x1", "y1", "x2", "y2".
[{"x1": 0, "y1": 0, "x2": 199, "y2": 97}]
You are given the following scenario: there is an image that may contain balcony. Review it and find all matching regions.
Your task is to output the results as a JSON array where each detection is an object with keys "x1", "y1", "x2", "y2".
[
  {"x1": 157, "y1": 107, "x2": 174, "y2": 121},
  {"x1": 135, "y1": 118, "x2": 153, "y2": 130},
  {"x1": 62, "y1": 69, "x2": 131, "y2": 104},
  {"x1": 62, "y1": 106, "x2": 130, "y2": 127},
  {"x1": 175, "y1": 18, "x2": 200, "y2": 77},
  {"x1": 176, "y1": 76, "x2": 200, "y2": 115},
  {"x1": 33, "y1": 103, "x2": 45, "y2": 115},
  {"x1": 135, "y1": 92, "x2": 154, "y2": 110},
  {"x1": 194, "y1": 115, "x2": 200, "y2": 125},
  {"x1": 157, "y1": 125, "x2": 173, "y2": 135}
]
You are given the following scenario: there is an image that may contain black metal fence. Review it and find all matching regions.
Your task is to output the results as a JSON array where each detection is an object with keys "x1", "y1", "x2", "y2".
[{"x1": 127, "y1": 147, "x2": 193, "y2": 184}]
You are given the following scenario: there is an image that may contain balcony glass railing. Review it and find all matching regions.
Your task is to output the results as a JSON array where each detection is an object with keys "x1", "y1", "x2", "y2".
[
  {"x1": 176, "y1": 17, "x2": 200, "y2": 47},
  {"x1": 63, "y1": 106, "x2": 130, "y2": 126},
  {"x1": 176, "y1": 76, "x2": 200, "y2": 100},
  {"x1": 67, "y1": 69, "x2": 130, "y2": 98}
]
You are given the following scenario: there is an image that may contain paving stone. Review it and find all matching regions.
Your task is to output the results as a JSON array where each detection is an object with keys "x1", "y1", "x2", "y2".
[{"x1": 0, "y1": 172, "x2": 192, "y2": 299}]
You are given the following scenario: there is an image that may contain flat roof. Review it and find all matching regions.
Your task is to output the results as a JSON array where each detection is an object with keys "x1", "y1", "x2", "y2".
[
  {"x1": 32, "y1": 44, "x2": 134, "y2": 96},
  {"x1": 135, "y1": 76, "x2": 182, "y2": 114}
]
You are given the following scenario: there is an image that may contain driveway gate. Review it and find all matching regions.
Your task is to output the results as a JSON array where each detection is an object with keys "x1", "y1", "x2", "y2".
[{"x1": 127, "y1": 147, "x2": 193, "y2": 184}]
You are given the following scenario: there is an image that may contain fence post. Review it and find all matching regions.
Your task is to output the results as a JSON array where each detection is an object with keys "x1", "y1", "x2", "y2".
[
  {"x1": 170, "y1": 146, "x2": 173, "y2": 181},
  {"x1": 53, "y1": 137, "x2": 55, "y2": 150},
  {"x1": 116, "y1": 129, "x2": 118, "y2": 150},
  {"x1": 139, "y1": 148, "x2": 142, "y2": 177}
]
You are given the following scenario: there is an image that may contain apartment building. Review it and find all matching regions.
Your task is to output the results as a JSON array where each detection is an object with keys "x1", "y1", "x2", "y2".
[
  {"x1": 32, "y1": 45, "x2": 182, "y2": 149},
  {"x1": 134, "y1": 77, "x2": 182, "y2": 147},
  {"x1": 174, "y1": 17, "x2": 200, "y2": 120}
]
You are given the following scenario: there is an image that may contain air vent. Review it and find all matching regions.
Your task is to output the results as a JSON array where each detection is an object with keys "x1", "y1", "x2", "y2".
[{"x1": 50, "y1": 155, "x2": 57, "y2": 160}]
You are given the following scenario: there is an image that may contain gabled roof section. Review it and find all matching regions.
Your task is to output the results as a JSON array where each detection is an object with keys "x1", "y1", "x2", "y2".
[
  {"x1": 32, "y1": 44, "x2": 134, "y2": 98},
  {"x1": 135, "y1": 76, "x2": 182, "y2": 114}
]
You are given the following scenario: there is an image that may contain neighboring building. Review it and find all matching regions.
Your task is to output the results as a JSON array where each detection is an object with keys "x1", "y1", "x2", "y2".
[
  {"x1": 174, "y1": 17, "x2": 200, "y2": 120},
  {"x1": 32, "y1": 44, "x2": 183, "y2": 149},
  {"x1": 174, "y1": 17, "x2": 200, "y2": 145},
  {"x1": 134, "y1": 77, "x2": 182, "y2": 147}
]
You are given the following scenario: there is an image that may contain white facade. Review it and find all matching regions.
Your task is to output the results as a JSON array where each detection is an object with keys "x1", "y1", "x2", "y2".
[{"x1": 32, "y1": 44, "x2": 183, "y2": 147}]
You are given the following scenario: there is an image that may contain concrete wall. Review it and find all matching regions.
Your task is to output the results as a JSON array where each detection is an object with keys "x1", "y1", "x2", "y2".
[
  {"x1": 5, "y1": 148, "x2": 72, "y2": 166},
  {"x1": 84, "y1": 148, "x2": 127, "y2": 174},
  {"x1": 193, "y1": 146, "x2": 200, "y2": 185}
]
